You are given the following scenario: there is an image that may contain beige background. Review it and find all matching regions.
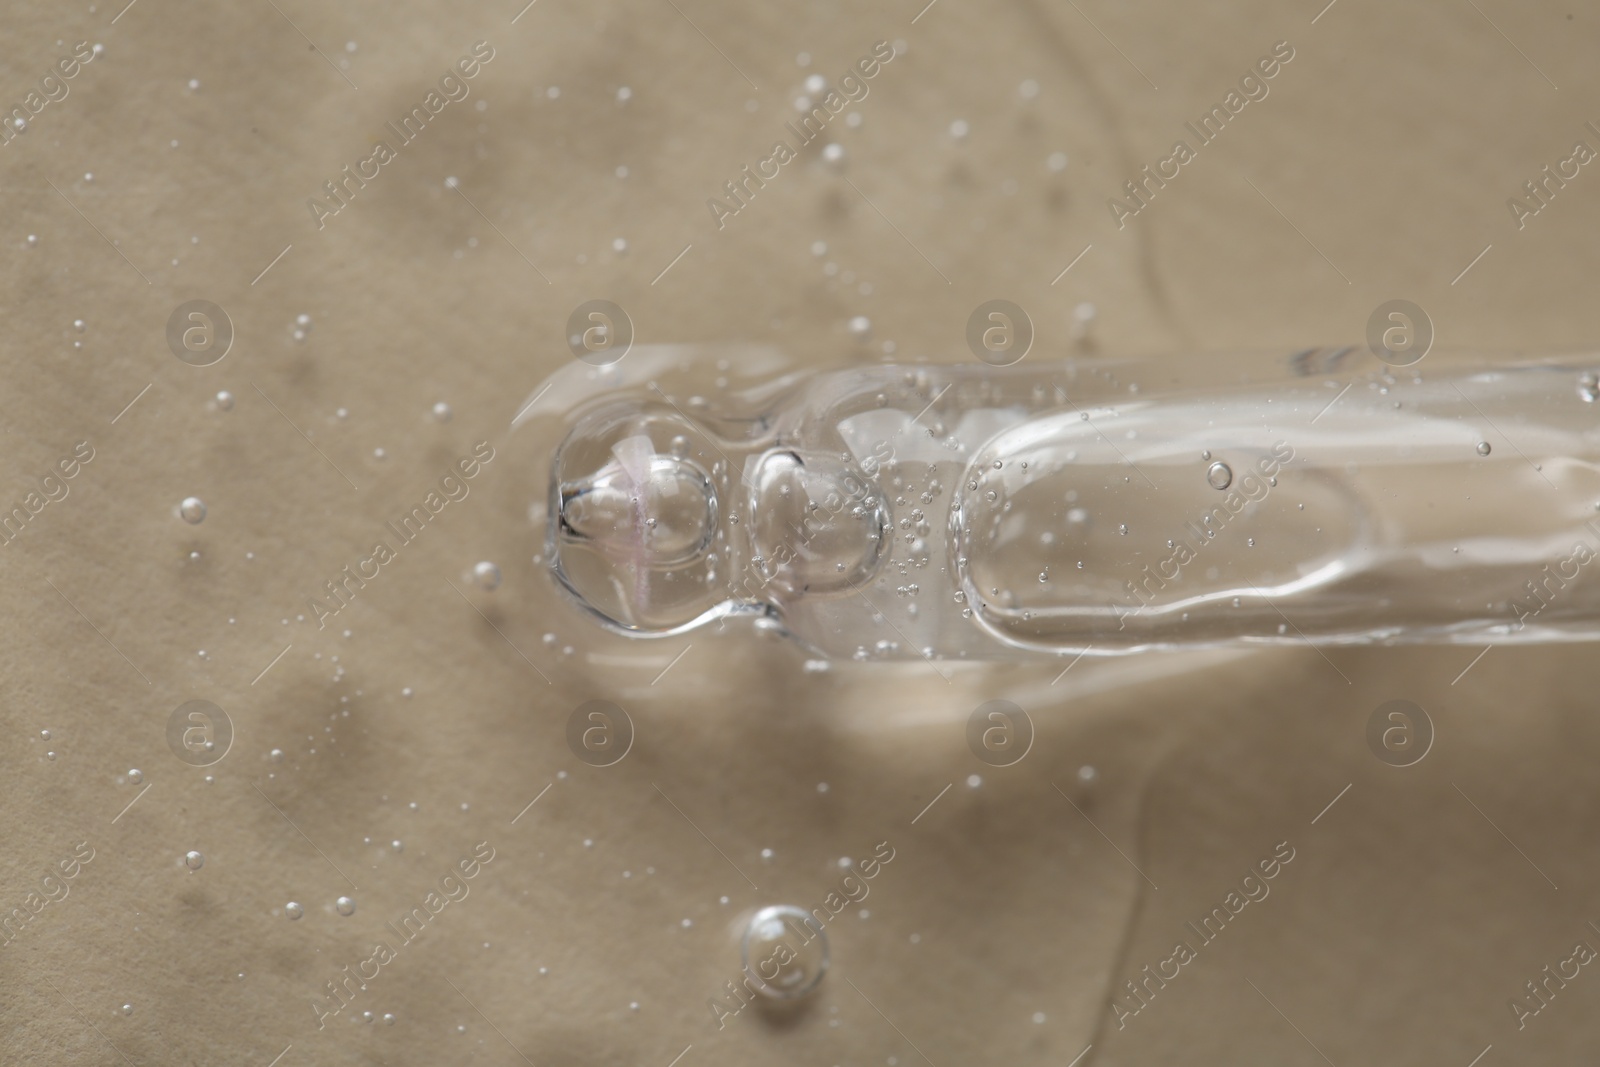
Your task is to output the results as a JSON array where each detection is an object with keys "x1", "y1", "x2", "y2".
[{"x1": 4, "y1": 0, "x2": 1600, "y2": 1063}]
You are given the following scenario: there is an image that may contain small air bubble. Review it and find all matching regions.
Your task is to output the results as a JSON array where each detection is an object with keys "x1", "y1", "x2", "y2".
[
  {"x1": 178, "y1": 497, "x2": 207, "y2": 524},
  {"x1": 472, "y1": 561, "x2": 502, "y2": 591},
  {"x1": 184, "y1": 850, "x2": 205, "y2": 871},
  {"x1": 336, "y1": 896, "x2": 356, "y2": 916},
  {"x1": 1476, "y1": 441, "x2": 1491, "y2": 456},
  {"x1": 285, "y1": 901, "x2": 304, "y2": 920}
]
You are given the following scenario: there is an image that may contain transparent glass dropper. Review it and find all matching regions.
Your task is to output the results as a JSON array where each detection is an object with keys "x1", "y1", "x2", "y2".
[{"x1": 522, "y1": 348, "x2": 1600, "y2": 660}]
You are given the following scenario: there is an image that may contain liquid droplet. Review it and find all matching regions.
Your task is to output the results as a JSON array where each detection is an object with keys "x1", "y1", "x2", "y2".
[
  {"x1": 336, "y1": 895, "x2": 356, "y2": 916},
  {"x1": 741, "y1": 904, "x2": 829, "y2": 999},
  {"x1": 472, "y1": 561, "x2": 502, "y2": 591},
  {"x1": 184, "y1": 850, "x2": 205, "y2": 871},
  {"x1": 1206, "y1": 461, "x2": 1233, "y2": 490},
  {"x1": 285, "y1": 901, "x2": 304, "y2": 920}
]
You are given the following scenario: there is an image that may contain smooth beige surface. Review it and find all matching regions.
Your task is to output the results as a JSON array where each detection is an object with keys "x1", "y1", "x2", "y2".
[{"x1": 4, "y1": 0, "x2": 1600, "y2": 1063}]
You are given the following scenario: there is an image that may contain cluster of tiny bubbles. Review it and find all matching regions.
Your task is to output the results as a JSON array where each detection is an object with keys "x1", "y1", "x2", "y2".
[
  {"x1": 291, "y1": 313, "x2": 312, "y2": 343},
  {"x1": 472, "y1": 561, "x2": 502, "y2": 591},
  {"x1": 183, "y1": 850, "x2": 205, "y2": 871},
  {"x1": 285, "y1": 901, "x2": 304, "y2": 920},
  {"x1": 431, "y1": 401, "x2": 452, "y2": 422},
  {"x1": 336, "y1": 896, "x2": 357, "y2": 916},
  {"x1": 1476, "y1": 441, "x2": 1491, "y2": 456}
]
